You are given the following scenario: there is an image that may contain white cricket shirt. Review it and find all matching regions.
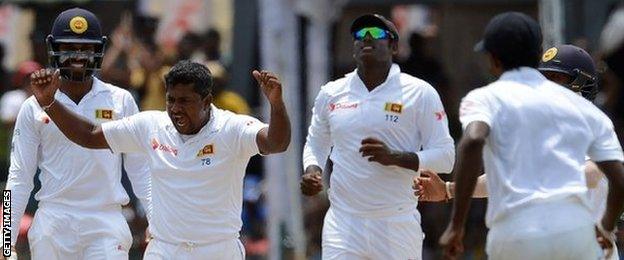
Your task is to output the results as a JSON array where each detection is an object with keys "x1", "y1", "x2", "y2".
[
  {"x1": 303, "y1": 64, "x2": 455, "y2": 217},
  {"x1": 5, "y1": 78, "x2": 151, "y2": 245},
  {"x1": 459, "y1": 67, "x2": 624, "y2": 226},
  {"x1": 101, "y1": 105, "x2": 267, "y2": 244}
]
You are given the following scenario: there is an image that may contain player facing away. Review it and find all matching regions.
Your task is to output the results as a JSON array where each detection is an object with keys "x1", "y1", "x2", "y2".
[
  {"x1": 4, "y1": 8, "x2": 151, "y2": 260},
  {"x1": 28, "y1": 60, "x2": 291, "y2": 260},
  {"x1": 300, "y1": 14, "x2": 455, "y2": 259},
  {"x1": 417, "y1": 44, "x2": 622, "y2": 259},
  {"x1": 439, "y1": 12, "x2": 624, "y2": 260}
]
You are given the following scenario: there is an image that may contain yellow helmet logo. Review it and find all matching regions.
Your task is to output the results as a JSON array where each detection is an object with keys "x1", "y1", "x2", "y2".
[
  {"x1": 542, "y1": 47, "x2": 558, "y2": 62},
  {"x1": 69, "y1": 16, "x2": 88, "y2": 34}
]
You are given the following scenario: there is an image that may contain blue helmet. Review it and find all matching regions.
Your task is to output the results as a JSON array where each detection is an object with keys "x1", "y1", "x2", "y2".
[
  {"x1": 538, "y1": 44, "x2": 598, "y2": 100},
  {"x1": 46, "y1": 8, "x2": 107, "y2": 81}
]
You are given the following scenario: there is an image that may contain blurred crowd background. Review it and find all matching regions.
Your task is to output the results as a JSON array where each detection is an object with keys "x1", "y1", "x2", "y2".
[{"x1": 1, "y1": 0, "x2": 624, "y2": 259}]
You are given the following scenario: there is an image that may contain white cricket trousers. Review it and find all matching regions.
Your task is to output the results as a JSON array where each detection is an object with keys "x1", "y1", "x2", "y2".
[
  {"x1": 143, "y1": 238, "x2": 245, "y2": 260},
  {"x1": 322, "y1": 207, "x2": 423, "y2": 260},
  {"x1": 28, "y1": 202, "x2": 132, "y2": 260},
  {"x1": 486, "y1": 198, "x2": 603, "y2": 260}
]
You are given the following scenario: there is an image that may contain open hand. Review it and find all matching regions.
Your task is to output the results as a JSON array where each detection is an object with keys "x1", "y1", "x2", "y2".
[
  {"x1": 252, "y1": 70, "x2": 283, "y2": 105},
  {"x1": 414, "y1": 169, "x2": 447, "y2": 201}
]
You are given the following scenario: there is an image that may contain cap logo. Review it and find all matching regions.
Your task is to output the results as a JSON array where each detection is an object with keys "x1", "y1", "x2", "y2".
[
  {"x1": 542, "y1": 47, "x2": 558, "y2": 62},
  {"x1": 69, "y1": 16, "x2": 88, "y2": 34}
]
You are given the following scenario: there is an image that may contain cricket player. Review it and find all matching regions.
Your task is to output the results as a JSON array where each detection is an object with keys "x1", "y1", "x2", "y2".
[
  {"x1": 440, "y1": 12, "x2": 624, "y2": 260},
  {"x1": 417, "y1": 44, "x2": 621, "y2": 260},
  {"x1": 300, "y1": 14, "x2": 455, "y2": 259},
  {"x1": 5, "y1": 8, "x2": 151, "y2": 259},
  {"x1": 28, "y1": 60, "x2": 291, "y2": 259}
]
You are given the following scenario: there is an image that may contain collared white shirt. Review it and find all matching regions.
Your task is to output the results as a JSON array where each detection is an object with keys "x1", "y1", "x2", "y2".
[
  {"x1": 303, "y1": 64, "x2": 455, "y2": 217},
  {"x1": 6, "y1": 78, "x2": 151, "y2": 245},
  {"x1": 101, "y1": 105, "x2": 267, "y2": 244},
  {"x1": 459, "y1": 67, "x2": 624, "y2": 226}
]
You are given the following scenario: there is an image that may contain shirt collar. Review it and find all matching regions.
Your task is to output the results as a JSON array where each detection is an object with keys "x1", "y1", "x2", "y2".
[
  {"x1": 498, "y1": 67, "x2": 547, "y2": 85},
  {"x1": 351, "y1": 63, "x2": 401, "y2": 93},
  {"x1": 54, "y1": 77, "x2": 111, "y2": 105}
]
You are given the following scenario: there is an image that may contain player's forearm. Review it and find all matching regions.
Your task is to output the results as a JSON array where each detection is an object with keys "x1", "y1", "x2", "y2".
[
  {"x1": 265, "y1": 101, "x2": 291, "y2": 153},
  {"x1": 42, "y1": 101, "x2": 105, "y2": 149},
  {"x1": 450, "y1": 136, "x2": 485, "y2": 226},
  {"x1": 597, "y1": 161, "x2": 624, "y2": 231},
  {"x1": 390, "y1": 151, "x2": 419, "y2": 172},
  {"x1": 448, "y1": 174, "x2": 488, "y2": 199}
]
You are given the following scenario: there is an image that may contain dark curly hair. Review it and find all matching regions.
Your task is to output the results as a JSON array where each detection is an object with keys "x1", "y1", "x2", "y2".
[{"x1": 164, "y1": 60, "x2": 213, "y2": 97}]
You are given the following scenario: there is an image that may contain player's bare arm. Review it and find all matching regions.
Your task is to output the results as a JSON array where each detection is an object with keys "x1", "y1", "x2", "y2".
[
  {"x1": 359, "y1": 137, "x2": 419, "y2": 171},
  {"x1": 252, "y1": 70, "x2": 291, "y2": 154},
  {"x1": 417, "y1": 160, "x2": 604, "y2": 202},
  {"x1": 414, "y1": 171, "x2": 488, "y2": 202},
  {"x1": 30, "y1": 68, "x2": 109, "y2": 149},
  {"x1": 595, "y1": 161, "x2": 624, "y2": 245},
  {"x1": 440, "y1": 121, "x2": 489, "y2": 259}
]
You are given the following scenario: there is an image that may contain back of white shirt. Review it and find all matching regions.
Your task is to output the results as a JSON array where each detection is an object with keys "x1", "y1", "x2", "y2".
[{"x1": 459, "y1": 67, "x2": 624, "y2": 226}]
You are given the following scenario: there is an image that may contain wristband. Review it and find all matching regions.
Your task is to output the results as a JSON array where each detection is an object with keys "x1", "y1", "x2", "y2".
[
  {"x1": 445, "y1": 181, "x2": 452, "y2": 201},
  {"x1": 41, "y1": 99, "x2": 56, "y2": 112}
]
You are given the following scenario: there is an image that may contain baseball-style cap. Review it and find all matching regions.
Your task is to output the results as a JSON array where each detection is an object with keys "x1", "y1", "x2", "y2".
[
  {"x1": 50, "y1": 7, "x2": 103, "y2": 44},
  {"x1": 474, "y1": 12, "x2": 542, "y2": 57},
  {"x1": 350, "y1": 14, "x2": 399, "y2": 40}
]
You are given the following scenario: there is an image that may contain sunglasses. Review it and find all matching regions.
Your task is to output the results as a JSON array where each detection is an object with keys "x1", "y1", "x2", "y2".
[{"x1": 353, "y1": 27, "x2": 393, "y2": 41}]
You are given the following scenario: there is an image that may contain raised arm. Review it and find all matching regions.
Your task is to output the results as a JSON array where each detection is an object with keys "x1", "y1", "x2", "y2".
[
  {"x1": 30, "y1": 69, "x2": 109, "y2": 149},
  {"x1": 252, "y1": 70, "x2": 291, "y2": 154}
]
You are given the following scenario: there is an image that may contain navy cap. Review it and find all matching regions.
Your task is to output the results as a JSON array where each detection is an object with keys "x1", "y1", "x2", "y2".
[
  {"x1": 50, "y1": 8, "x2": 103, "y2": 44},
  {"x1": 474, "y1": 12, "x2": 542, "y2": 58},
  {"x1": 350, "y1": 14, "x2": 399, "y2": 40}
]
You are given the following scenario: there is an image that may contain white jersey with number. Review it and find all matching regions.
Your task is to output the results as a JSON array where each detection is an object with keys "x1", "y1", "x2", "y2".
[
  {"x1": 101, "y1": 105, "x2": 267, "y2": 244},
  {"x1": 459, "y1": 67, "x2": 624, "y2": 226},
  {"x1": 303, "y1": 64, "x2": 455, "y2": 217},
  {"x1": 5, "y1": 78, "x2": 151, "y2": 245}
]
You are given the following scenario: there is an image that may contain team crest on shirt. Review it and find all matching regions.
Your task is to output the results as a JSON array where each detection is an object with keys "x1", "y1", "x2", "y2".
[
  {"x1": 196, "y1": 144, "x2": 215, "y2": 157},
  {"x1": 384, "y1": 102, "x2": 402, "y2": 114},
  {"x1": 95, "y1": 109, "x2": 113, "y2": 120}
]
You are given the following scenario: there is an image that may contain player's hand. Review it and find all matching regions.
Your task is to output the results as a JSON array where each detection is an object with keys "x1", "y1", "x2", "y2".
[
  {"x1": 414, "y1": 169, "x2": 447, "y2": 201},
  {"x1": 359, "y1": 137, "x2": 396, "y2": 166},
  {"x1": 145, "y1": 225, "x2": 153, "y2": 243},
  {"x1": 440, "y1": 224, "x2": 465, "y2": 260},
  {"x1": 595, "y1": 224, "x2": 616, "y2": 258},
  {"x1": 30, "y1": 68, "x2": 60, "y2": 108},
  {"x1": 253, "y1": 70, "x2": 283, "y2": 105},
  {"x1": 301, "y1": 165, "x2": 323, "y2": 196},
  {"x1": 4, "y1": 246, "x2": 17, "y2": 260}
]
